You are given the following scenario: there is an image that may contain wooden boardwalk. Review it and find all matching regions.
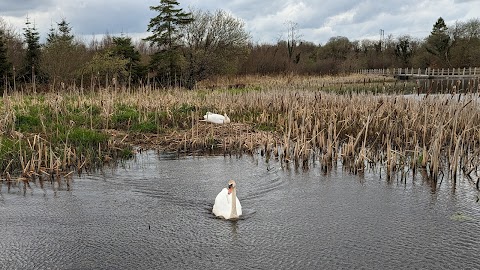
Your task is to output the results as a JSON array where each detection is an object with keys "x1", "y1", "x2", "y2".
[{"x1": 359, "y1": 67, "x2": 480, "y2": 80}]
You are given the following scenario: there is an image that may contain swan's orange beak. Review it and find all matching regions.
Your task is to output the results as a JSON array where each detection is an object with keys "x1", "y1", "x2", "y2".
[{"x1": 227, "y1": 184, "x2": 233, "y2": 194}]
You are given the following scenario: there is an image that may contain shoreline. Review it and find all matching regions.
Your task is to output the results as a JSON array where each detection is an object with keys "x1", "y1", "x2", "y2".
[{"x1": 1, "y1": 74, "x2": 479, "y2": 189}]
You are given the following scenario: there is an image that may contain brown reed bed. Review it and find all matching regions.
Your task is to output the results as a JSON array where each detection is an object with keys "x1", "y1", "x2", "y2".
[
  {"x1": 1, "y1": 74, "x2": 480, "y2": 192},
  {"x1": 151, "y1": 76, "x2": 480, "y2": 189}
]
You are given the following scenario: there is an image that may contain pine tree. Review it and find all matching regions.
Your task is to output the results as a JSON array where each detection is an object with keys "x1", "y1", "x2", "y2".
[
  {"x1": 47, "y1": 24, "x2": 57, "y2": 44},
  {"x1": 22, "y1": 17, "x2": 42, "y2": 82},
  {"x1": 0, "y1": 29, "x2": 12, "y2": 89},
  {"x1": 112, "y1": 36, "x2": 145, "y2": 82},
  {"x1": 47, "y1": 18, "x2": 74, "y2": 45},
  {"x1": 144, "y1": 0, "x2": 193, "y2": 86},
  {"x1": 57, "y1": 19, "x2": 74, "y2": 43},
  {"x1": 426, "y1": 17, "x2": 451, "y2": 66}
]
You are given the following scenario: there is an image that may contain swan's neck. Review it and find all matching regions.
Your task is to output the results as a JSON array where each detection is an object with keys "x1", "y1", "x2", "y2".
[{"x1": 230, "y1": 188, "x2": 238, "y2": 218}]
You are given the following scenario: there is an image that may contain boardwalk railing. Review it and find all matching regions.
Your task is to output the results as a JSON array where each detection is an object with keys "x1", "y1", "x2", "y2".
[
  {"x1": 359, "y1": 67, "x2": 480, "y2": 93},
  {"x1": 359, "y1": 67, "x2": 480, "y2": 79}
]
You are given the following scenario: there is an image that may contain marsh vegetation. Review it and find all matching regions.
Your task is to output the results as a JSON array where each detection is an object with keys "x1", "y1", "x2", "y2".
[{"x1": 1, "y1": 74, "x2": 479, "y2": 193}]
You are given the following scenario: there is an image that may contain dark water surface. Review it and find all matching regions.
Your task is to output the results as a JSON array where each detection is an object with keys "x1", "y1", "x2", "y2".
[{"x1": 1, "y1": 151, "x2": 479, "y2": 269}]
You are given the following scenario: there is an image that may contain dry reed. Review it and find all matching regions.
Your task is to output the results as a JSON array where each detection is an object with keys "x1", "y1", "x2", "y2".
[{"x1": 1, "y1": 74, "x2": 480, "y2": 191}]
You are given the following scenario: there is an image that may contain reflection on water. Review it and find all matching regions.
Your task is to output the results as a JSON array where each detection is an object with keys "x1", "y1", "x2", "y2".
[{"x1": 0, "y1": 151, "x2": 479, "y2": 269}]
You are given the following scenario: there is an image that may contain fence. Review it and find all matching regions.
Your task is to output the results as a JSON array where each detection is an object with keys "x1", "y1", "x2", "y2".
[{"x1": 358, "y1": 67, "x2": 480, "y2": 79}]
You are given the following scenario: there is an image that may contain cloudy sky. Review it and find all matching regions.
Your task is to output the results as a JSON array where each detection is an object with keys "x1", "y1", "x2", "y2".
[{"x1": 0, "y1": 0, "x2": 479, "y2": 45}]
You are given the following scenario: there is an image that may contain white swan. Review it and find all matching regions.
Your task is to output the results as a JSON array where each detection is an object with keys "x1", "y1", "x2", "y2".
[
  {"x1": 201, "y1": 112, "x2": 231, "y2": 124},
  {"x1": 212, "y1": 180, "x2": 242, "y2": 219}
]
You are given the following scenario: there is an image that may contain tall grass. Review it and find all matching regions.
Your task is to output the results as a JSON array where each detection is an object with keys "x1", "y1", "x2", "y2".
[
  {"x1": 1, "y1": 74, "x2": 479, "y2": 191},
  {"x1": 164, "y1": 75, "x2": 480, "y2": 186}
]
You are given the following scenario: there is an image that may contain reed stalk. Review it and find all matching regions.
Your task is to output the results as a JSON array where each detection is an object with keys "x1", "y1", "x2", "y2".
[{"x1": 2, "y1": 74, "x2": 480, "y2": 191}]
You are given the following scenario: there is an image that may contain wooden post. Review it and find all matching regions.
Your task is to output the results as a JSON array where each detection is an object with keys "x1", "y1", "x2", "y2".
[
  {"x1": 32, "y1": 65, "x2": 36, "y2": 93},
  {"x1": 105, "y1": 73, "x2": 109, "y2": 90},
  {"x1": 13, "y1": 66, "x2": 16, "y2": 92},
  {"x1": 80, "y1": 73, "x2": 84, "y2": 95}
]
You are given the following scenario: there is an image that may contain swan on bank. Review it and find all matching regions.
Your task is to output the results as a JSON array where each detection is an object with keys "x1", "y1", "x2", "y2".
[
  {"x1": 212, "y1": 180, "x2": 242, "y2": 219},
  {"x1": 201, "y1": 112, "x2": 231, "y2": 124}
]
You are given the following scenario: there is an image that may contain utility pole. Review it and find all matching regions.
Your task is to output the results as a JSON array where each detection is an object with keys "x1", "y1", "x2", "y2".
[
  {"x1": 380, "y1": 29, "x2": 385, "y2": 69},
  {"x1": 379, "y1": 29, "x2": 385, "y2": 51}
]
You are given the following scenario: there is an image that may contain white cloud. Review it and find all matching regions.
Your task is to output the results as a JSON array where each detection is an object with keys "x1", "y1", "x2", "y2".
[{"x1": 324, "y1": 10, "x2": 355, "y2": 28}]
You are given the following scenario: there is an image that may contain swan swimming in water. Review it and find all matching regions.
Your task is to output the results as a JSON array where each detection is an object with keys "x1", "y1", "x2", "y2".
[
  {"x1": 212, "y1": 180, "x2": 242, "y2": 219},
  {"x1": 201, "y1": 112, "x2": 231, "y2": 124}
]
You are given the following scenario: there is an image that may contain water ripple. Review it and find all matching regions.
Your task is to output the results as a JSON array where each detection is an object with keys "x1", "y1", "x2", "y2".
[{"x1": 0, "y1": 151, "x2": 479, "y2": 269}]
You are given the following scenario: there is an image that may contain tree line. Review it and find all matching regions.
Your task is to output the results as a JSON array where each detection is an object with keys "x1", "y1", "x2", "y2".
[{"x1": 1, "y1": 0, "x2": 480, "y2": 91}]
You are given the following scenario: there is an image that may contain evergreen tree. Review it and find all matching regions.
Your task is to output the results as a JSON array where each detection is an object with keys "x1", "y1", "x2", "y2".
[
  {"x1": 47, "y1": 18, "x2": 74, "y2": 45},
  {"x1": 57, "y1": 19, "x2": 74, "y2": 43},
  {"x1": 43, "y1": 18, "x2": 81, "y2": 87},
  {"x1": 111, "y1": 36, "x2": 145, "y2": 83},
  {"x1": 0, "y1": 29, "x2": 12, "y2": 89},
  {"x1": 47, "y1": 24, "x2": 57, "y2": 44},
  {"x1": 144, "y1": 0, "x2": 193, "y2": 86},
  {"x1": 394, "y1": 35, "x2": 413, "y2": 66},
  {"x1": 425, "y1": 17, "x2": 451, "y2": 66},
  {"x1": 22, "y1": 17, "x2": 42, "y2": 82}
]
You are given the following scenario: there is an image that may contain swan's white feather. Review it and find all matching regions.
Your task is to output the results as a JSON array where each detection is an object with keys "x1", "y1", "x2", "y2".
[
  {"x1": 203, "y1": 112, "x2": 231, "y2": 124},
  {"x1": 212, "y1": 188, "x2": 242, "y2": 219}
]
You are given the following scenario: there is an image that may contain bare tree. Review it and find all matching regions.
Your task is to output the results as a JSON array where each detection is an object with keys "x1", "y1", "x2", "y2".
[
  {"x1": 451, "y1": 18, "x2": 480, "y2": 40},
  {"x1": 181, "y1": 8, "x2": 250, "y2": 88},
  {"x1": 0, "y1": 18, "x2": 23, "y2": 74},
  {"x1": 448, "y1": 18, "x2": 480, "y2": 66},
  {"x1": 42, "y1": 18, "x2": 86, "y2": 89},
  {"x1": 284, "y1": 20, "x2": 302, "y2": 64}
]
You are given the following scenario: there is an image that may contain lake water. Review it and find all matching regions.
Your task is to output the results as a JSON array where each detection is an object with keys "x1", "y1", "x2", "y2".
[{"x1": 1, "y1": 151, "x2": 479, "y2": 269}]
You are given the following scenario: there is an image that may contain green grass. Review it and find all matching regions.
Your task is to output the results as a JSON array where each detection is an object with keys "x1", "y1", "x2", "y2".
[
  {"x1": 255, "y1": 123, "x2": 277, "y2": 132},
  {"x1": 65, "y1": 104, "x2": 103, "y2": 127},
  {"x1": 66, "y1": 127, "x2": 109, "y2": 148},
  {"x1": 224, "y1": 84, "x2": 262, "y2": 94},
  {"x1": 132, "y1": 121, "x2": 158, "y2": 133},
  {"x1": 176, "y1": 103, "x2": 196, "y2": 114},
  {"x1": 111, "y1": 104, "x2": 140, "y2": 129},
  {"x1": 0, "y1": 137, "x2": 23, "y2": 173},
  {"x1": 0, "y1": 137, "x2": 18, "y2": 157},
  {"x1": 16, "y1": 114, "x2": 42, "y2": 132},
  {"x1": 119, "y1": 147, "x2": 135, "y2": 159}
]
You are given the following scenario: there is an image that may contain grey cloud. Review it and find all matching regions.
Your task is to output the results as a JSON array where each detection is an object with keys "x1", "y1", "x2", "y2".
[
  {"x1": 0, "y1": 0, "x2": 479, "y2": 45},
  {"x1": 0, "y1": 0, "x2": 54, "y2": 16}
]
